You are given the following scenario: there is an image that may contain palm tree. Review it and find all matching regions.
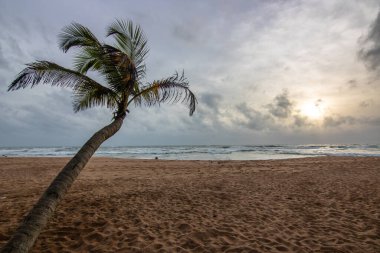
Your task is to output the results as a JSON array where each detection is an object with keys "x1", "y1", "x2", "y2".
[{"x1": 1, "y1": 20, "x2": 196, "y2": 253}]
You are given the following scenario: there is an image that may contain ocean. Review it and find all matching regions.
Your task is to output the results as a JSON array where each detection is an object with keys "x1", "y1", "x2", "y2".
[{"x1": 0, "y1": 144, "x2": 379, "y2": 160}]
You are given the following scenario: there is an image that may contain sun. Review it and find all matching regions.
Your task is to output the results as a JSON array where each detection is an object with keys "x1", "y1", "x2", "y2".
[{"x1": 300, "y1": 101, "x2": 324, "y2": 119}]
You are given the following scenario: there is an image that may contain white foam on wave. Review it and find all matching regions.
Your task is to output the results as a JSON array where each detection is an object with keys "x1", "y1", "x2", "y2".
[{"x1": 0, "y1": 144, "x2": 379, "y2": 160}]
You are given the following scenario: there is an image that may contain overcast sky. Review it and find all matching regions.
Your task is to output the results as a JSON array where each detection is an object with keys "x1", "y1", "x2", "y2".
[{"x1": 0, "y1": 0, "x2": 379, "y2": 146}]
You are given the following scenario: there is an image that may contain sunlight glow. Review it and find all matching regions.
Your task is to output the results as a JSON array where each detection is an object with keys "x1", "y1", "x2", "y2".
[{"x1": 300, "y1": 101, "x2": 324, "y2": 119}]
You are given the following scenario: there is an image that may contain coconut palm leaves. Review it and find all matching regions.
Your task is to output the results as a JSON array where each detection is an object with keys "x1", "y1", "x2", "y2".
[
  {"x1": 107, "y1": 19, "x2": 149, "y2": 79},
  {"x1": 59, "y1": 22, "x2": 101, "y2": 52},
  {"x1": 8, "y1": 61, "x2": 101, "y2": 89},
  {"x1": 129, "y1": 72, "x2": 196, "y2": 116},
  {"x1": 8, "y1": 19, "x2": 197, "y2": 117}
]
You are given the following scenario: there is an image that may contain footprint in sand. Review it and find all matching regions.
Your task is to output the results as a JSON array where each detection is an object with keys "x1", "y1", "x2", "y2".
[{"x1": 178, "y1": 223, "x2": 192, "y2": 232}]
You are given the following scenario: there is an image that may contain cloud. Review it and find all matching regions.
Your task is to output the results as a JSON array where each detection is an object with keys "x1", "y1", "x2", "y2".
[
  {"x1": 359, "y1": 99, "x2": 373, "y2": 108},
  {"x1": 361, "y1": 116, "x2": 380, "y2": 126},
  {"x1": 0, "y1": 45, "x2": 9, "y2": 70},
  {"x1": 170, "y1": 92, "x2": 228, "y2": 137},
  {"x1": 325, "y1": 113, "x2": 379, "y2": 128},
  {"x1": 293, "y1": 114, "x2": 311, "y2": 128},
  {"x1": 200, "y1": 93, "x2": 222, "y2": 111},
  {"x1": 359, "y1": 10, "x2": 380, "y2": 73},
  {"x1": 236, "y1": 103, "x2": 276, "y2": 131},
  {"x1": 323, "y1": 115, "x2": 356, "y2": 127},
  {"x1": 172, "y1": 24, "x2": 198, "y2": 43},
  {"x1": 266, "y1": 90, "x2": 293, "y2": 118},
  {"x1": 347, "y1": 79, "x2": 358, "y2": 89}
]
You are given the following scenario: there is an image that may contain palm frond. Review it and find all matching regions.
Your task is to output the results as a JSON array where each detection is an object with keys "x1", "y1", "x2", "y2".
[
  {"x1": 128, "y1": 72, "x2": 197, "y2": 116},
  {"x1": 94, "y1": 44, "x2": 140, "y2": 93},
  {"x1": 59, "y1": 22, "x2": 101, "y2": 52},
  {"x1": 72, "y1": 82, "x2": 119, "y2": 112},
  {"x1": 98, "y1": 54, "x2": 128, "y2": 93},
  {"x1": 135, "y1": 64, "x2": 146, "y2": 81},
  {"x1": 8, "y1": 61, "x2": 104, "y2": 91},
  {"x1": 106, "y1": 19, "x2": 149, "y2": 68},
  {"x1": 73, "y1": 46, "x2": 104, "y2": 74}
]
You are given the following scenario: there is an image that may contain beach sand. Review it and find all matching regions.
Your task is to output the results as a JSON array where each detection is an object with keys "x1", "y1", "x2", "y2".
[{"x1": 0, "y1": 157, "x2": 379, "y2": 252}]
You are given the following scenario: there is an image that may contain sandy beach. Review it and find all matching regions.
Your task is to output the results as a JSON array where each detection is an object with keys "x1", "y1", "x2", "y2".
[{"x1": 0, "y1": 157, "x2": 379, "y2": 252}]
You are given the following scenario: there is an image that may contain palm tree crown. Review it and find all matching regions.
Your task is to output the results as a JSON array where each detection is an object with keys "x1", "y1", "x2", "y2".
[{"x1": 8, "y1": 19, "x2": 197, "y2": 118}]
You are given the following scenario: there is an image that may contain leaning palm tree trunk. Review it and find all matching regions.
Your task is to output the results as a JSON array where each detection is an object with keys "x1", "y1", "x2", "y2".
[{"x1": 1, "y1": 115, "x2": 125, "y2": 253}]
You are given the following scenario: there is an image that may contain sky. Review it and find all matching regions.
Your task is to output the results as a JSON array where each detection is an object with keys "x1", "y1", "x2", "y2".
[{"x1": 0, "y1": 0, "x2": 379, "y2": 146}]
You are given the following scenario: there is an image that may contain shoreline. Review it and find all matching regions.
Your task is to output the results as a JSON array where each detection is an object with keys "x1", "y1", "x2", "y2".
[
  {"x1": 1, "y1": 154, "x2": 379, "y2": 161},
  {"x1": 1, "y1": 156, "x2": 379, "y2": 252},
  {"x1": 1, "y1": 144, "x2": 379, "y2": 160}
]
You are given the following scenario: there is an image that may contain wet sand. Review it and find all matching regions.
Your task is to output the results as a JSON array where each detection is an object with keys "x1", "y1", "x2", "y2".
[{"x1": 0, "y1": 157, "x2": 379, "y2": 252}]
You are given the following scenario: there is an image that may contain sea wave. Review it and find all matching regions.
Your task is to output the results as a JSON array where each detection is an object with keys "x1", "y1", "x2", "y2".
[{"x1": 0, "y1": 144, "x2": 379, "y2": 160}]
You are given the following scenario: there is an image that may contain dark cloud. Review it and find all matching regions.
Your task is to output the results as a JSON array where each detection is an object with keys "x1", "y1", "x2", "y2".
[
  {"x1": 172, "y1": 25, "x2": 198, "y2": 43},
  {"x1": 315, "y1": 98, "x2": 323, "y2": 107},
  {"x1": 266, "y1": 90, "x2": 293, "y2": 118},
  {"x1": 347, "y1": 79, "x2": 358, "y2": 89},
  {"x1": 359, "y1": 99, "x2": 373, "y2": 108},
  {"x1": 324, "y1": 114, "x2": 380, "y2": 128},
  {"x1": 293, "y1": 115, "x2": 310, "y2": 128},
  {"x1": 359, "y1": 10, "x2": 380, "y2": 73},
  {"x1": 174, "y1": 92, "x2": 227, "y2": 135},
  {"x1": 323, "y1": 115, "x2": 356, "y2": 127},
  {"x1": 200, "y1": 93, "x2": 222, "y2": 111},
  {"x1": 236, "y1": 103, "x2": 275, "y2": 131},
  {"x1": 361, "y1": 117, "x2": 380, "y2": 126}
]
